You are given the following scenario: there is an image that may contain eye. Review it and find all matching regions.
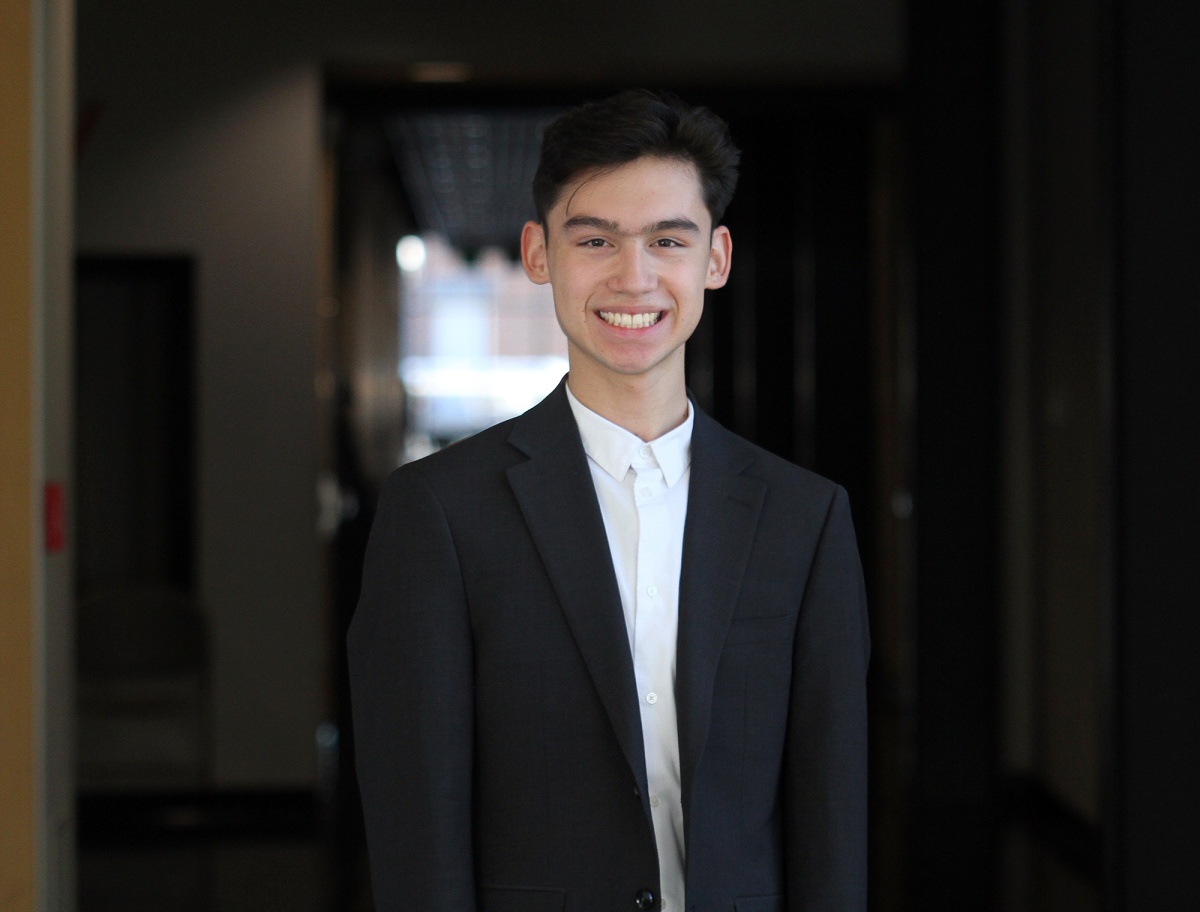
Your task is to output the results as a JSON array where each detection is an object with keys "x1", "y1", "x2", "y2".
[
  {"x1": 652, "y1": 237, "x2": 684, "y2": 248},
  {"x1": 580, "y1": 237, "x2": 610, "y2": 248}
]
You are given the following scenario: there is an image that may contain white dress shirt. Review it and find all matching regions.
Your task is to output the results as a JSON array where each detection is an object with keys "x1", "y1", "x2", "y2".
[{"x1": 565, "y1": 382, "x2": 691, "y2": 912}]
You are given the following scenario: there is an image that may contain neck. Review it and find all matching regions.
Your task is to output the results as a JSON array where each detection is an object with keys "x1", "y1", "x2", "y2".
[{"x1": 566, "y1": 366, "x2": 689, "y2": 442}]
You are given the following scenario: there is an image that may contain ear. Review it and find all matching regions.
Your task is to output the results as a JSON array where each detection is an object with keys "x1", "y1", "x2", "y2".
[
  {"x1": 705, "y1": 225, "x2": 732, "y2": 290},
  {"x1": 521, "y1": 221, "x2": 550, "y2": 285}
]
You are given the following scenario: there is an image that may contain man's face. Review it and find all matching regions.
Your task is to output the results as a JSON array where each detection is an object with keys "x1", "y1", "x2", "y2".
[{"x1": 521, "y1": 156, "x2": 731, "y2": 392}]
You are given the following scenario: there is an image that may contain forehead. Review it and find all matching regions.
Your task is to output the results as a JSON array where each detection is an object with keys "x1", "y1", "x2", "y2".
[{"x1": 551, "y1": 157, "x2": 707, "y2": 224}]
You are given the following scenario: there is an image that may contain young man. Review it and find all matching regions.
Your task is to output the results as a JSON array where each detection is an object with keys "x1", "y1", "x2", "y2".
[{"x1": 349, "y1": 90, "x2": 869, "y2": 912}]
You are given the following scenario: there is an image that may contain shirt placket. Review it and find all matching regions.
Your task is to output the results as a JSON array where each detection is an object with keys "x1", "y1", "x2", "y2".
[{"x1": 630, "y1": 451, "x2": 684, "y2": 911}]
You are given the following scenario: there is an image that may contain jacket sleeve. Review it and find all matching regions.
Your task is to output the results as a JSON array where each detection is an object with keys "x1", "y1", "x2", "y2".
[
  {"x1": 347, "y1": 466, "x2": 476, "y2": 911},
  {"x1": 784, "y1": 484, "x2": 870, "y2": 912}
]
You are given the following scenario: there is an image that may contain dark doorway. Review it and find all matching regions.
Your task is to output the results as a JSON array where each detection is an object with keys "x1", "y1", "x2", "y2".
[{"x1": 75, "y1": 256, "x2": 195, "y2": 602}]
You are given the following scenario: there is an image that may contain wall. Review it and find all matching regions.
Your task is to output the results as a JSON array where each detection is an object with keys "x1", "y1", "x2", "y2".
[
  {"x1": 1001, "y1": 0, "x2": 1111, "y2": 824},
  {"x1": 76, "y1": 67, "x2": 325, "y2": 786},
  {"x1": 1116, "y1": 0, "x2": 1200, "y2": 904},
  {"x1": 1, "y1": 0, "x2": 37, "y2": 905},
  {"x1": 4, "y1": 0, "x2": 76, "y2": 906}
]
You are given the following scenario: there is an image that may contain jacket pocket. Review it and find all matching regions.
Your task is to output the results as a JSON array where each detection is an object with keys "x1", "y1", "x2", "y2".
[
  {"x1": 480, "y1": 886, "x2": 566, "y2": 912},
  {"x1": 734, "y1": 895, "x2": 784, "y2": 912}
]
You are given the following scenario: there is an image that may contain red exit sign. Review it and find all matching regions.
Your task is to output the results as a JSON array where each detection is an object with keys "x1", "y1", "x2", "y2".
[{"x1": 44, "y1": 482, "x2": 65, "y2": 553}]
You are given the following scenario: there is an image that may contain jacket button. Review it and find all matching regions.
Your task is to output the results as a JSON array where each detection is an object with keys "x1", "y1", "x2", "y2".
[{"x1": 634, "y1": 889, "x2": 656, "y2": 909}]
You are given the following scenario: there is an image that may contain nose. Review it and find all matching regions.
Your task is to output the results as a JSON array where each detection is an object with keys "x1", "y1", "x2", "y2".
[{"x1": 607, "y1": 244, "x2": 657, "y2": 295}]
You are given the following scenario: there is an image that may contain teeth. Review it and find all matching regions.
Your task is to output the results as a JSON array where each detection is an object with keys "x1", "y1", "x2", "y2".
[{"x1": 599, "y1": 311, "x2": 661, "y2": 329}]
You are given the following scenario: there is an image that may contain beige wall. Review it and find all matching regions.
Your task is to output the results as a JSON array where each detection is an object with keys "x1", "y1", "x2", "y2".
[
  {"x1": 1, "y1": 1, "x2": 37, "y2": 908},
  {"x1": 4, "y1": 0, "x2": 76, "y2": 906}
]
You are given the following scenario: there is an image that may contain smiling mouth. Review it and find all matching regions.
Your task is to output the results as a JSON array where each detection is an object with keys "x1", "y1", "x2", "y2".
[{"x1": 598, "y1": 311, "x2": 663, "y2": 329}]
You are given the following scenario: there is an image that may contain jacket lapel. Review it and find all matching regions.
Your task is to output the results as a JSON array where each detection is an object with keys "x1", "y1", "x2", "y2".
[
  {"x1": 505, "y1": 382, "x2": 651, "y2": 803},
  {"x1": 675, "y1": 407, "x2": 766, "y2": 818}
]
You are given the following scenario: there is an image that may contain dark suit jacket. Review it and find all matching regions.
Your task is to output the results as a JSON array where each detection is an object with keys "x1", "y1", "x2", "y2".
[{"x1": 348, "y1": 380, "x2": 868, "y2": 912}]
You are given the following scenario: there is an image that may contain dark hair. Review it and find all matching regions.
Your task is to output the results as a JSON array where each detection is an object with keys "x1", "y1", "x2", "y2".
[{"x1": 532, "y1": 89, "x2": 740, "y2": 228}]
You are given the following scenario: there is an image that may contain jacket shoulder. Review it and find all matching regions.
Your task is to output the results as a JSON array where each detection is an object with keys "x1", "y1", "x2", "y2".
[
  {"x1": 697, "y1": 409, "x2": 843, "y2": 503},
  {"x1": 385, "y1": 417, "x2": 520, "y2": 489}
]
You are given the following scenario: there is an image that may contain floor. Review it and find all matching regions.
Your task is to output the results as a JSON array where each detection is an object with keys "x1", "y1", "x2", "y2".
[{"x1": 77, "y1": 791, "x2": 372, "y2": 912}]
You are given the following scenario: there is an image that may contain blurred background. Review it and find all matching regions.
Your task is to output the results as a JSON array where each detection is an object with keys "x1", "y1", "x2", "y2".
[{"x1": 2, "y1": 0, "x2": 1197, "y2": 910}]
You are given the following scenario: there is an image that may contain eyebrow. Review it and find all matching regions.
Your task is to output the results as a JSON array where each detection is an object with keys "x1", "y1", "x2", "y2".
[{"x1": 561, "y1": 215, "x2": 703, "y2": 236}]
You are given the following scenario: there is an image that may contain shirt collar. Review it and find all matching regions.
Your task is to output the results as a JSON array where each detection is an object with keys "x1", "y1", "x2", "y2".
[{"x1": 564, "y1": 381, "x2": 693, "y2": 487}]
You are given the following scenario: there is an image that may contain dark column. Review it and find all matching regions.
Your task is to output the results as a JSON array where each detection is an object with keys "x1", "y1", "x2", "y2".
[
  {"x1": 908, "y1": 0, "x2": 1004, "y2": 908},
  {"x1": 1113, "y1": 1, "x2": 1200, "y2": 908}
]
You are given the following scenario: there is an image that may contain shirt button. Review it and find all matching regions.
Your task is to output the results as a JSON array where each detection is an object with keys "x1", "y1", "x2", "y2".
[
  {"x1": 650, "y1": 794, "x2": 660, "y2": 808},
  {"x1": 646, "y1": 692, "x2": 658, "y2": 704},
  {"x1": 639, "y1": 445, "x2": 651, "y2": 459},
  {"x1": 639, "y1": 487, "x2": 651, "y2": 498},
  {"x1": 646, "y1": 585, "x2": 658, "y2": 597}
]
